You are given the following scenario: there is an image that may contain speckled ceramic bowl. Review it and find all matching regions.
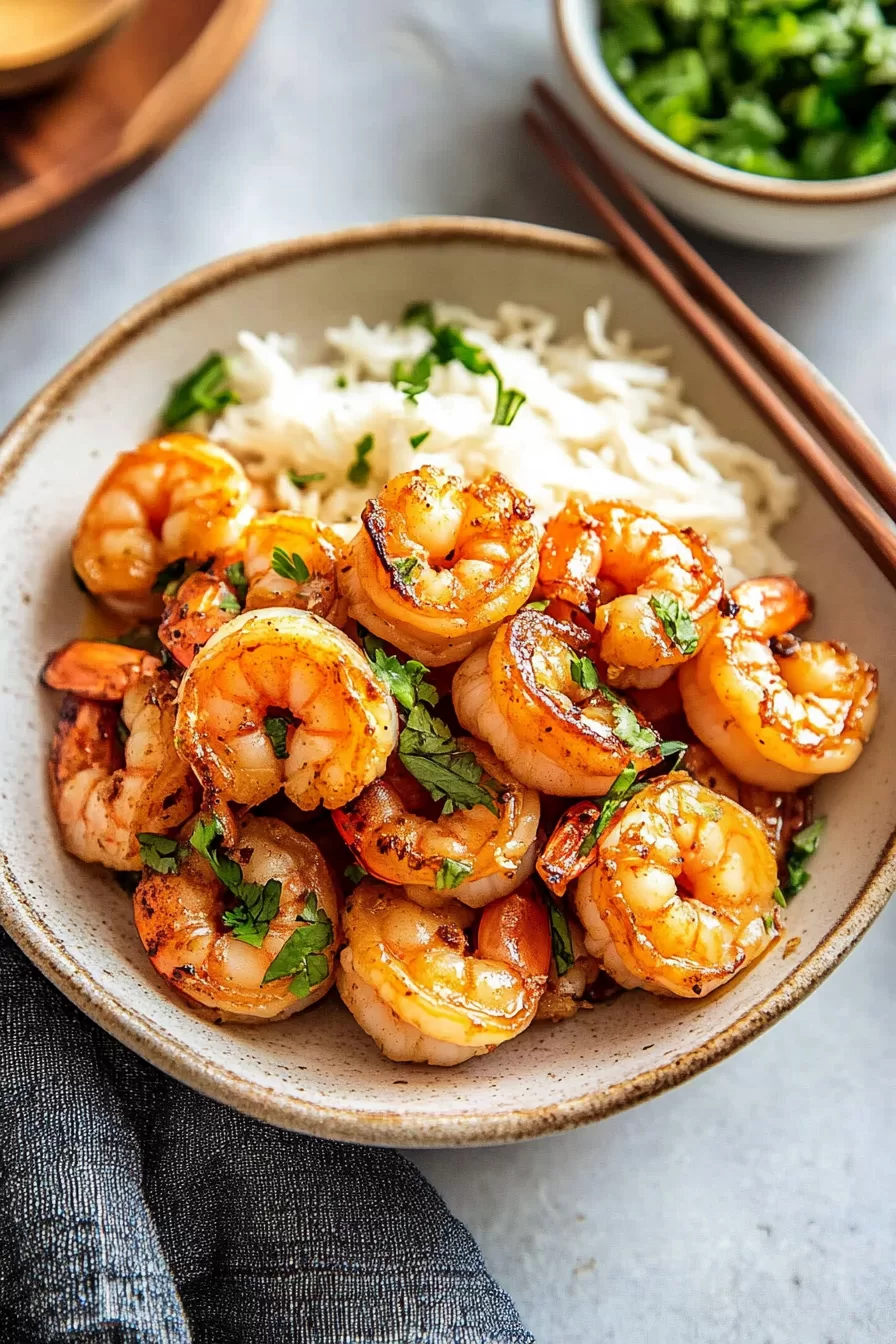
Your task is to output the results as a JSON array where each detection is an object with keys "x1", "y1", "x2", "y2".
[{"x1": 1, "y1": 218, "x2": 893, "y2": 1147}]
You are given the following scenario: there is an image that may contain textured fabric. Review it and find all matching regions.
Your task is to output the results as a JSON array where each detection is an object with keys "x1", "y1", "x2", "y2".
[{"x1": 0, "y1": 932, "x2": 533, "y2": 1344}]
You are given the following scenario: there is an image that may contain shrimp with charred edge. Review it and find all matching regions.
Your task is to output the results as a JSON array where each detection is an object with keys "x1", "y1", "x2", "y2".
[
  {"x1": 340, "y1": 466, "x2": 539, "y2": 666},
  {"x1": 337, "y1": 881, "x2": 551, "y2": 1064}
]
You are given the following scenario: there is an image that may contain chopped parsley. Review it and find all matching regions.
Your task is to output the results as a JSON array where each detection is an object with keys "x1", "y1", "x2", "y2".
[
  {"x1": 390, "y1": 556, "x2": 419, "y2": 584},
  {"x1": 772, "y1": 886, "x2": 788, "y2": 909},
  {"x1": 435, "y1": 858, "x2": 473, "y2": 891},
  {"x1": 762, "y1": 912, "x2": 776, "y2": 934},
  {"x1": 409, "y1": 430, "x2": 431, "y2": 450},
  {"x1": 659, "y1": 738, "x2": 688, "y2": 770},
  {"x1": 359, "y1": 628, "x2": 438, "y2": 713},
  {"x1": 224, "y1": 560, "x2": 248, "y2": 605},
  {"x1": 287, "y1": 469, "x2": 327, "y2": 489},
  {"x1": 399, "y1": 704, "x2": 498, "y2": 816},
  {"x1": 570, "y1": 654, "x2": 600, "y2": 692},
  {"x1": 344, "y1": 862, "x2": 367, "y2": 885},
  {"x1": 577, "y1": 764, "x2": 642, "y2": 859},
  {"x1": 335, "y1": 375, "x2": 348, "y2": 389},
  {"x1": 261, "y1": 890, "x2": 333, "y2": 998},
  {"x1": 218, "y1": 590, "x2": 241, "y2": 614},
  {"x1": 137, "y1": 832, "x2": 182, "y2": 875},
  {"x1": 189, "y1": 816, "x2": 282, "y2": 948},
  {"x1": 263, "y1": 709, "x2": 295, "y2": 760},
  {"x1": 151, "y1": 557, "x2": 190, "y2": 596},
  {"x1": 161, "y1": 352, "x2": 239, "y2": 428},
  {"x1": 547, "y1": 896, "x2": 575, "y2": 976},
  {"x1": 390, "y1": 303, "x2": 526, "y2": 426},
  {"x1": 347, "y1": 433, "x2": 375, "y2": 486},
  {"x1": 524, "y1": 598, "x2": 550, "y2": 612},
  {"x1": 781, "y1": 818, "x2": 826, "y2": 900},
  {"x1": 650, "y1": 591, "x2": 699, "y2": 657},
  {"x1": 271, "y1": 547, "x2": 310, "y2": 585}
]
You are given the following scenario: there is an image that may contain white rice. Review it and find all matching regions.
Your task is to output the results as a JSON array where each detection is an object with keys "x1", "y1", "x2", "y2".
[{"x1": 210, "y1": 300, "x2": 798, "y2": 583}]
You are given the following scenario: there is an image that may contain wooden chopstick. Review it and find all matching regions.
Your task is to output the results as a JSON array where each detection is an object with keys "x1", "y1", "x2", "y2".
[
  {"x1": 524, "y1": 103, "x2": 896, "y2": 588},
  {"x1": 532, "y1": 79, "x2": 896, "y2": 525}
]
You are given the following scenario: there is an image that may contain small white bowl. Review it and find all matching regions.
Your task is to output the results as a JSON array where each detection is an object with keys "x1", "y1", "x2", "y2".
[{"x1": 554, "y1": 0, "x2": 896, "y2": 250}]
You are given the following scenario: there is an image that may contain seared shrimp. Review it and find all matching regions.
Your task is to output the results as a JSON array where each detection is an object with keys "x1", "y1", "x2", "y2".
[
  {"x1": 538, "y1": 500, "x2": 724, "y2": 688},
  {"x1": 134, "y1": 816, "x2": 340, "y2": 1022},
  {"x1": 72, "y1": 433, "x2": 253, "y2": 617},
  {"x1": 243, "y1": 513, "x2": 347, "y2": 622},
  {"x1": 575, "y1": 774, "x2": 780, "y2": 998},
  {"x1": 340, "y1": 467, "x2": 539, "y2": 666},
  {"x1": 683, "y1": 741, "x2": 810, "y2": 866},
  {"x1": 680, "y1": 577, "x2": 878, "y2": 790},
  {"x1": 42, "y1": 640, "x2": 159, "y2": 700},
  {"x1": 175, "y1": 608, "x2": 398, "y2": 826},
  {"x1": 159, "y1": 567, "x2": 238, "y2": 669},
  {"x1": 337, "y1": 881, "x2": 551, "y2": 1064},
  {"x1": 49, "y1": 663, "x2": 196, "y2": 869},
  {"x1": 536, "y1": 914, "x2": 602, "y2": 1022},
  {"x1": 333, "y1": 740, "x2": 540, "y2": 908},
  {"x1": 453, "y1": 609, "x2": 662, "y2": 795}
]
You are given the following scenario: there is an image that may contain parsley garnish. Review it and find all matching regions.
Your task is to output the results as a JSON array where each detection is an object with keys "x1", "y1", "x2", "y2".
[
  {"x1": 435, "y1": 858, "x2": 473, "y2": 891},
  {"x1": 570, "y1": 654, "x2": 600, "y2": 692},
  {"x1": 335, "y1": 375, "x2": 348, "y2": 389},
  {"x1": 493, "y1": 386, "x2": 526, "y2": 427},
  {"x1": 359, "y1": 628, "x2": 438, "y2": 713},
  {"x1": 264, "y1": 709, "x2": 295, "y2": 760},
  {"x1": 218, "y1": 591, "x2": 241, "y2": 614},
  {"x1": 524, "y1": 598, "x2": 550, "y2": 612},
  {"x1": 261, "y1": 890, "x2": 333, "y2": 998},
  {"x1": 271, "y1": 547, "x2": 310, "y2": 585},
  {"x1": 659, "y1": 739, "x2": 688, "y2": 771},
  {"x1": 650, "y1": 591, "x2": 699, "y2": 657},
  {"x1": 401, "y1": 300, "x2": 437, "y2": 328},
  {"x1": 762, "y1": 912, "x2": 776, "y2": 934},
  {"x1": 224, "y1": 560, "x2": 248, "y2": 605},
  {"x1": 409, "y1": 430, "x2": 430, "y2": 450},
  {"x1": 344, "y1": 862, "x2": 367, "y2": 885},
  {"x1": 399, "y1": 704, "x2": 498, "y2": 816},
  {"x1": 287, "y1": 469, "x2": 326, "y2": 489},
  {"x1": 151, "y1": 557, "x2": 190, "y2": 596},
  {"x1": 161, "y1": 352, "x2": 239, "y2": 428},
  {"x1": 190, "y1": 816, "x2": 282, "y2": 948},
  {"x1": 772, "y1": 886, "x2": 787, "y2": 909},
  {"x1": 390, "y1": 556, "x2": 419, "y2": 584},
  {"x1": 547, "y1": 896, "x2": 574, "y2": 976},
  {"x1": 137, "y1": 832, "x2": 182, "y2": 875},
  {"x1": 781, "y1": 818, "x2": 826, "y2": 900},
  {"x1": 390, "y1": 305, "x2": 526, "y2": 426},
  {"x1": 577, "y1": 765, "x2": 643, "y2": 860},
  {"x1": 347, "y1": 433, "x2": 375, "y2": 486}
]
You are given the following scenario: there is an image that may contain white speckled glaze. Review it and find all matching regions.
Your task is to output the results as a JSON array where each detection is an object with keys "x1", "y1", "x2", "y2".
[
  {"x1": 0, "y1": 218, "x2": 893, "y2": 1147},
  {"x1": 554, "y1": 0, "x2": 896, "y2": 251}
]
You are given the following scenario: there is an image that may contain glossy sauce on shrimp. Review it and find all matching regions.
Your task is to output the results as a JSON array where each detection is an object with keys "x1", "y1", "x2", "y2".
[
  {"x1": 72, "y1": 433, "x2": 254, "y2": 616},
  {"x1": 340, "y1": 466, "x2": 539, "y2": 665},
  {"x1": 337, "y1": 880, "x2": 551, "y2": 1064}
]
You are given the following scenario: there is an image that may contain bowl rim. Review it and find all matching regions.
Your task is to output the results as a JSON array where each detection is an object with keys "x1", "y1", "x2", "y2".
[
  {"x1": 554, "y1": 0, "x2": 896, "y2": 206},
  {"x1": 1, "y1": 214, "x2": 894, "y2": 1147}
]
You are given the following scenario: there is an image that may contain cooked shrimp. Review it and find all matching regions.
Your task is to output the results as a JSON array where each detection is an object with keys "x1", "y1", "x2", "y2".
[
  {"x1": 134, "y1": 816, "x2": 340, "y2": 1022},
  {"x1": 72, "y1": 433, "x2": 254, "y2": 617},
  {"x1": 337, "y1": 881, "x2": 551, "y2": 1063},
  {"x1": 680, "y1": 577, "x2": 878, "y2": 790},
  {"x1": 340, "y1": 466, "x2": 539, "y2": 666},
  {"x1": 175, "y1": 608, "x2": 398, "y2": 828},
  {"x1": 452, "y1": 609, "x2": 662, "y2": 795},
  {"x1": 683, "y1": 741, "x2": 810, "y2": 866},
  {"x1": 243, "y1": 513, "x2": 347, "y2": 622},
  {"x1": 159, "y1": 568, "x2": 238, "y2": 669},
  {"x1": 574, "y1": 773, "x2": 780, "y2": 998},
  {"x1": 42, "y1": 640, "x2": 159, "y2": 700},
  {"x1": 50, "y1": 669, "x2": 197, "y2": 869},
  {"x1": 536, "y1": 914, "x2": 601, "y2": 1022},
  {"x1": 538, "y1": 499, "x2": 724, "y2": 688},
  {"x1": 332, "y1": 740, "x2": 540, "y2": 908}
]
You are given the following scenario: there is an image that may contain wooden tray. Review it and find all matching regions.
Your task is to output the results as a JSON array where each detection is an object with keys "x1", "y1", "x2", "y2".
[{"x1": 0, "y1": 0, "x2": 268, "y2": 266}]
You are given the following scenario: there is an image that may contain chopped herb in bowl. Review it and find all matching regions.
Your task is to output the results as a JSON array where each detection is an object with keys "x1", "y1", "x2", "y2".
[{"x1": 599, "y1": 0, "x2": 896, "y2": 180}]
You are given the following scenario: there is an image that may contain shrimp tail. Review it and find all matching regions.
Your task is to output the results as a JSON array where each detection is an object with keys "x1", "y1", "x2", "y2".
[{"x1": 42, "y1": 641, "x2": 160, "y2": 700}]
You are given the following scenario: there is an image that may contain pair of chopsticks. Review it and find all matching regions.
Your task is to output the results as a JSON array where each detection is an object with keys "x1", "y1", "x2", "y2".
[{"x1": 525, "y1": 81, "x2": 896, "y2": 587}]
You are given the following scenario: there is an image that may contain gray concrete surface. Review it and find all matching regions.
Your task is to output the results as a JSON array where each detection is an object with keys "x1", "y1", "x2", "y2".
[{"x1": 1, "y1": 2, "x2": 893, "y2": 1340}]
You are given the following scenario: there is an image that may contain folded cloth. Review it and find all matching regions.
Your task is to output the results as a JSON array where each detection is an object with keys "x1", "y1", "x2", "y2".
[{"x1": 0, "y1": 932, "x2": 532, "y2": 1344}]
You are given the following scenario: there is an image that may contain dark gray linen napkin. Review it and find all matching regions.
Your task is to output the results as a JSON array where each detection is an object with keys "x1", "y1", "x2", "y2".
[{"x1": 0, "y1": 932, "x2": 533, "y2": 1344}]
